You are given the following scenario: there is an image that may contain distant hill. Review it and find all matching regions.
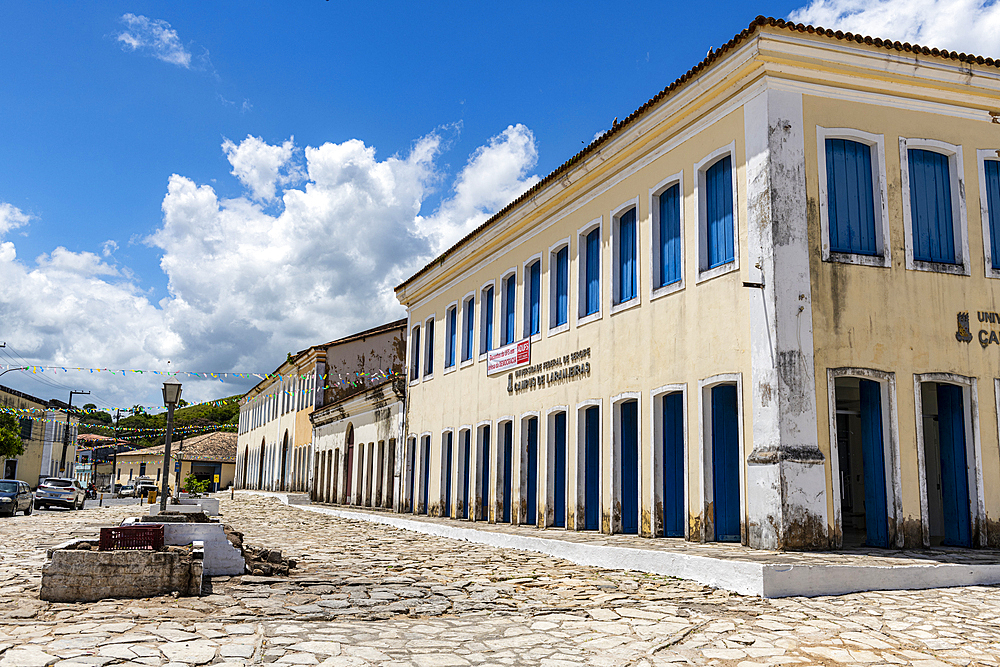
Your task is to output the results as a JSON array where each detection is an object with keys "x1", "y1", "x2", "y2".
[{"x1": 78, "y1": 395, "x2": 240, "y2": 449}]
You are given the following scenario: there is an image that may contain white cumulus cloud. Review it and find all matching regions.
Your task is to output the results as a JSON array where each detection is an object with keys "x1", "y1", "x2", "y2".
[
  {"x1": 0, "y1": 203, "x2": 30, "y2": 236},
  {"x1": 116, "y1": 14, "x2": 193, "y2": 68},
  {"x1": 221, "y1": 135, "x2": 302, "y2": 202},
  {"x1": 0, "y1": 125, "x2": 540, "y2": 406},
  {"x1": 788, "y1": 0, "x2": 1000, "y2": 56}
]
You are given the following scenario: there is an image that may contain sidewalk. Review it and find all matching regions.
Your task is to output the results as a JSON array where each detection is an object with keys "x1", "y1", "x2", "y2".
[{"x1": 247, "y1": 491, "x2": 1000, "y2": 598}]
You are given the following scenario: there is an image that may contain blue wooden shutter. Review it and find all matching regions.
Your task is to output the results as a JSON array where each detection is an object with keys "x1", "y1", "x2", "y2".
[
  {"x1": 586, "y1": 228, "x2": 600, "y2": 315},
  {"x1": 484, "y1": 287, "x2": 494, "y2": 352},
  {"x1": 526, "y1": 417, "x2": 538, "y2": 525},
  {"x1": 503, "y1": 276, "x2": 515, "y2": 345},
  {"x1": 462, "y1": 431, "x2": 471, "y2": 519},
  {"x1": 620, "y1": 400, "x2": 639, "y2": 534},
  {"x1": 446, "y1": 308, "x2": 456, "y2": 368},
  {"x1": 619, "y1": 208, "x2": 636, "y2": 302},
  {"x1": 659, "y1": 184, "x2": 681, "y2": 286},
  {"x1": 706, "y1": 156, "x2": 734, "y2": 269},
  {"x1": 985, "y1": 160, "x2": 1000, "y2": 269},
  {"x1": 662, "y1": 392, "x2": 684, "y2": 537},
  {"x1": 424, "y1": 320, "x2": 434, "y2": 375},
  {"x1": 826, "y1": 139, "x2": 877, "y2": 255},
  {"x1": 502, "y1": 422, "x2": 513, "y2": 523},
  {"x1": 936, "y1": 383, "x2": 972, "y2": 547},
  {"x1": 555, "y1": 247, "x2": 568, "y2": 325},
  {"x1": 553, "y1": 412, "x2": 566, "y2": 528},
  {"x1": 444, "y1": 433, "x2": 452, "y2": 517},
  {"x1": 463, "y1": 298, "x2": 474, "y2": 361},
  {"x1": 481, "y1": 425, "x2": 490, "y2": 513},
  {"x1": 859, "y1": 379, "x2": 888, "y2": 548},
  {"x1": 410, "y1": 328, "x2": 420, "y2": 380},
  {"x1": 908, "y1": 149, "x2": 955, "y2": 264},
  {"x1": 584, "y1": 406, "x2": 600, "y2": 530},
  {"x1": 529, "y1": 261, "x2": 540, "y2": 335},
  {"x1": 711, "y1": 384, "x2": 740, "y2": 542}
]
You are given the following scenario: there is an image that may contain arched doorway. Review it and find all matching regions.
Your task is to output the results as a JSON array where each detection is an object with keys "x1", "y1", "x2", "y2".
[
  {"x1": 241, "y1": 447, "x2": 248, "y2": 489},
  {"x1": 280, "y1": 431, "x2": 289, "y2": 492},
  {"x1": 257, "y1": 438, "x2": 266, "y2": 489}
]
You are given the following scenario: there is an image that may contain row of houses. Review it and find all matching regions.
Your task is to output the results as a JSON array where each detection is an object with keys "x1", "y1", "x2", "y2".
[
  {"x1": 1, "y1": 385, "x2": 80, "y2": 486},
  {"x1": 239, "y1": 17, "x2": 1000, "y2": 552}
]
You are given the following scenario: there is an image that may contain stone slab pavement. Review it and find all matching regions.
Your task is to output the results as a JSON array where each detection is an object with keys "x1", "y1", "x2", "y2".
[{"x1": 0, "y1": 494, "x2": 998, "y2": 666}]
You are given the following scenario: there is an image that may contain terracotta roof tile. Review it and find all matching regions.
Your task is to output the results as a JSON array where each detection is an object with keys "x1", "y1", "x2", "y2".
[{"x1": 118, "y1": 430, "x2": 237, "y2": 463}]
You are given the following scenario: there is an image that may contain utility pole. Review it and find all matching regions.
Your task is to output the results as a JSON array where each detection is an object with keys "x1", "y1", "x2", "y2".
[
  {"x1": 59, "y1": 390, "x2": 90, "y2": 476},
  {"x1": 110, "y1": 409, "x2": 121, "y2": 493}
]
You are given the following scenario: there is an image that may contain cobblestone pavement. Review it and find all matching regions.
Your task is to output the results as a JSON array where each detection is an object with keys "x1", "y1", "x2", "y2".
[{"x1": 1, "y1": 494, "x2": 999, "y2": 666}]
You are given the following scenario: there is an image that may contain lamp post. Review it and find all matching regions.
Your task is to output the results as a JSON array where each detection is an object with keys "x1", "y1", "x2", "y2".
[{"x1": 159, "y1": 379, "x2": 182, "y2": 512}]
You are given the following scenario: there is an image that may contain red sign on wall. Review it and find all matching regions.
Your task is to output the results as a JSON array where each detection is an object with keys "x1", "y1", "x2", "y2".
[{"x1": 487, "y1": 339, "x2": 530, "y2": 375}]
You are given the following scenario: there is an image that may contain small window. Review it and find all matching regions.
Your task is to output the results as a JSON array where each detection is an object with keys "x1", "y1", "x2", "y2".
[
  {"x1": 909, "y1": 149, "x2": 956, "y2": 264},
  {"x1": 550, "y1": 245, "x2": 569, "y2": 328},
  {"x1": 826, "y1": 139, "x2": 877, "y2": 255},
  {"x1": 410, "y1": 325, "x2": 421, "y2": 381},
  {"x1": 501, "y1": 273, "x2": 516, "y2": 346},
  {"x1": 705, "y1": 156, "x2": 734, "y2": 269},
  {"x1": 614, "y1": 206, "x2": 638, "y2": 305},
  {"x1": 525, "y1": 260, "x2": 541, "y2": 337},
  {"x1": 139, "y1": 462, "x2": 146, "y2": 477},
  {"x1": 424, "y1": 318, "x2": 435, "y2": 377},
  {"x1": 445, "y1": 306, "x2": 457, "y2": 369},
  {"x1": 580, "y1": 225, "x2": 601, "y2": 318},
  {"x1": 19, "y1": 417, "x2": 32, "y2": 440},
  {"x1": 480, "y1": 285, "x2": 494, "y2": 355},
  {"x1": 462, "y1": 295, "x2": 475, "y2": 362},
  {"x1": 655, "y1": 182, "x2": 682, "y2": 288}
]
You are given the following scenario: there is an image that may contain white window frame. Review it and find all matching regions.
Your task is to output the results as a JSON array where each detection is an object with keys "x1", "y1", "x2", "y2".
[
  {"x1": 499, "y1": 267, "x2": 518, "y2": 348},
  {"x1": 577, "y1": 217, "x2": 603, "y2": 326},
  {"x1": 460, "y1": 292, "x2": 476, "y2": 368},
  {"x1": 912, "y1": 372, "x2": 985, "y2": 547},
  {"x1": 409, "y1": 322, "x2": 421, "y2": 386},
  {"x1": 650, "y1": 171, "x2": 685, "y2": 300},
  {"x1": 899, "y1": 137, "x2": 969, "y2": 275},
  {"x1": 548, "y1": 237, "x2": 571, "y2": 336},
  {"x1": 575, "y1": 398, "x2": 603, "y2": 532},
  {"x1": 697, "y1": 372, "x2": 744, "y2": 544},
  {"x1": 443, "y1": 301, "x2": 459, "y2": 375},
  {"x1": 522, "y1": 254, "x2": 543, "y2": 342},
  {"x1": 977, "y1": 149, "x2": 1000, "y2": 279},
  {"x1": 610, "y1": 392, "x2": 641, "y2": 535},
  {"x1": 826, "y1": 368, "x2": 903, "y2": 549},
  {"x1": 423, "y1": 315, "x2": 435, "y2": 379},
  {"x1": 479, "y1": 281, "x2": 496, "y2": 360},
  {"x1": 543, "y1": 405, "x2": 570, "y2": 529},
  {"x1": 610, "y1": 198, "x2": 641, "y2": 314},
  {"x1": 695, "y1": 143, "x2": 740, "y2": 283},
  {"x1": 817, "y1": 127, "x2": 891, "y2": 268},
  {"x1": 650, "y1": 383, "x2": 687, "y2": 539}
]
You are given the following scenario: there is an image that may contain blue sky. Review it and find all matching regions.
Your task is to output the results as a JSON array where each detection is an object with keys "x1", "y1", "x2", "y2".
[{"x1": 0, "y1": 0, "x2": 994, "y2": 411}]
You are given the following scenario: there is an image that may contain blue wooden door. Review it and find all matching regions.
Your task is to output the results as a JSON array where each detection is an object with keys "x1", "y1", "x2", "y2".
[
  {"x1": 859, "y1": 380, "x2": 889, "y2": 548},
  {"x1": 584, "y1": 406, "x2": 600, "y2": 530},
  {"x1": 421, "y1": 437, "x2": 430, "y2": 515},
  {"x1": 526, "y1": 418, "x2": 538, "y2": 525},
  {"x1": 554, "y1": 412, "x2": 566, "y2": 528},
  {"x1": 407, "y1": 441, "x2": 415, "y2": 513},
  {"x1": 444, "y1": 433, "x2": 453, "y2": 517},
  {"x1": 662, "y1": 393, "x2": 684, "y2": 537},
  {"x1": 480, "y1": 426, "x2": 490, "y2": 518},
  {"x1": 502, "y1": 422, "x2": 513, "y2": 523},
  {"x1": 937, "y1": 383, "x2": 972, "y2": 547},
  {"x1": 462, "y1": 431, "x2": 471, "y2": 519},
  {"x1": 620, "y1": 400, "x2": 639, "y2": 534},
  {"x1": 711, "y1": 385, "x2": 740, "y2": 542}
]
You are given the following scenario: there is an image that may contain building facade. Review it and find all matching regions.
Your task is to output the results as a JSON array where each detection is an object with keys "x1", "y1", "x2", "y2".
[
  {"x1": 393, "y1": 18, "x2": 1000, "y2": 550},
  {"x1": 309, "y1": 319, "x2": 407, "y2": 509},
  {"x1": 1, "y1": 385, "x2": 80, "y2": 487},
  {"x1": 236, "y1": 346, "x2": 326, "y2": 492}
]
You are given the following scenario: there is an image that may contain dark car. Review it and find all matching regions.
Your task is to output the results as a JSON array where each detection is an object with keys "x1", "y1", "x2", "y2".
[
  {"x1": 34, "y1": 478, "x2": 86, "y2": 510},
  {"x1": 0, "y1": 480, "x2": 33, "y2": 516}
]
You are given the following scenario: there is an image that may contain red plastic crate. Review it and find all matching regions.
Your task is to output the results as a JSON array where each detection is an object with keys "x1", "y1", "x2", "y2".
[{"x1": 99, "y1": 525, "x2": 164, "y2": 551}]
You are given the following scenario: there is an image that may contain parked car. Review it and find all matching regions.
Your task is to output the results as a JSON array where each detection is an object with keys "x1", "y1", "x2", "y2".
[
  {"x1": 0, "y1": 480, "x2": 33, "y2": 516},
  {"x1": 116, "y1": 484, "x2": 135, "y2": 498},
  {"x1": 135, "y1": 481, "x2": 171, "y2": 499},
  {"x1": 34, "y1": 478, "x2": 86, "y2": 510}
]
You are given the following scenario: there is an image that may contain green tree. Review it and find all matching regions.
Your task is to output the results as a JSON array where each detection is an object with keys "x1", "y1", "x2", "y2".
[{"x1": 0, "y1": 413, "x2": 25, "y2": 460}]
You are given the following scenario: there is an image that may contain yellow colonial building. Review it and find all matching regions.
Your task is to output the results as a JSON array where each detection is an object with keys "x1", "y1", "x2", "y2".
[{"x1": 393, "y1": 17, "x2": 1000, "y2": 551}]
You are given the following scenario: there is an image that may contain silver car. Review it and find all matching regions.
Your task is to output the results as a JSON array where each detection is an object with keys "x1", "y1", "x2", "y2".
[{"x1": 34, "y1": 478, "x2": 86, "y2": 510}]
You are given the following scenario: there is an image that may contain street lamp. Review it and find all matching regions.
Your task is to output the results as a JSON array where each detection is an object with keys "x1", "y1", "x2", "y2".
[{"x1": 159, "y1": 379, "x2": 182, "y2": 512}]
